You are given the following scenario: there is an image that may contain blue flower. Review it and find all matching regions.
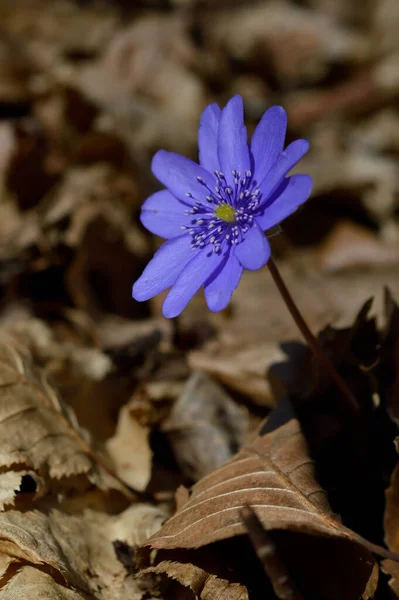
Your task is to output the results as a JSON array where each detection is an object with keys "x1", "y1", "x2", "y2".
[{"x1": 133, "y1": 95, "x2": 312, "y2": 318}]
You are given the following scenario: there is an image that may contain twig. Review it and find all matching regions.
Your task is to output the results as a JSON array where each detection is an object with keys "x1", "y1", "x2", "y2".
[
  {"x1": 241, "y1": 506, "x2": 305, "y2": 600},
  {"x1": 267, "y1": 258, "x2": 358, "y2": 414}
]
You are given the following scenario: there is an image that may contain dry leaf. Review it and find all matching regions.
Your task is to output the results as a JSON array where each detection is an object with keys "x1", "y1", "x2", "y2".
[
  {"x1": 189, "y1": 343, "x2": 285, "y2": 407},
  {"x1": 206, "y1": 0, "x2": 368, "y2": 80},
  {"x1": 41, "y1": 166, "x2": 142, "y2": 251},
  {"x1": 145, "y1": 560, "x2": 248, "y2": 600},
  {"x1": 0, "y1": 470, "x2": 46, "y2": 511},
  {"x1": 162, "y1": 371, "x2": 250, "y2": 481},
  {"x1": 315, "y1": 221, "x2": 399, "y2": 272},
  {"x1": 383, "y1": 441, "x2": 399, "y2": 595},
  {"x1": 0, "y1": 333, "x2": 129, "y2": 508},
  {"x1": 4, "y1": 318, "x2": 111, "y2": 382},
  {"x1": 106, "y1": 403, "x2": 152, "y2": 492},
  {"x1": 0, "y1": 566, "x2": 88, "y2": 600},
  {"x1": 66, "y1": 215, "x2": 146, "y2": 318},
  {"x1": 139, "y1": 419, "x2": 381, "y2": 599},
  {"x1": 0, "y1": 504, "x2": 167, "y2": 599},
  {"x1": 189, "y1": 260, "x2": 399, "y2": 406},
  {"x1": 2, "y1": 316, "x2": 136, "y2": 446},
  {"x1": 79, "y1": 15, "x2": 205, "y2": 122},
  {"x1": 144, "y1": 419, "x2": 365, "y2": 548},
  {"x1": 0, "y1": 2, "x2": 118, "y2": 71}
]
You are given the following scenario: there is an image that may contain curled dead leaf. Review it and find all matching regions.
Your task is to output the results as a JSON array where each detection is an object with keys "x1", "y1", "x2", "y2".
[
  {"x1": 383, "y1": 436, "x2": 399, "y2": 594},
  {"x1": 0, "y1": 333, "x2": 132, "y2": 508},
  {"x1": 0, "y1": 566, "x2": 88, "y2": 600},
  {"x1": 0, "y1": 504, "x2": 167, "y2": 599},
  {"x1": 144, "y1": 560, "x2": 248, "y2": 600},
  {"x1": 138, "y1": 419, "x2": 393, "y2": 599},
  {"x1": 163, "y1": 371, "x2": 250, "y2": 481},
  {"x1": 144, "y1": 419, "x2": 352, "y2": 548},
  {"x1": 315, "y1": 221, "x2": 399, "y2": 272},
  {"x1": 0, "y1": 470, "x2": 46, "y2": 511},
  {"x1": 106, "y1": 403, "x2": 152, "y2": 492}
]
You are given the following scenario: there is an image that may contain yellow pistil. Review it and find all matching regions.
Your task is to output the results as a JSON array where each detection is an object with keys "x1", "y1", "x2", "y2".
[{"x1": 214, "y1": 203, "x2": 236, "y2": 223}]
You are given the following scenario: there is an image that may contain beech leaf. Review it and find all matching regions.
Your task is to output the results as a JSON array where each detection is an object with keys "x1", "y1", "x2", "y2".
[
  {"x1": 0, "y1": 335, "x2": 131, "y2": 508},
  {"x1": 382, "y1": 439, "x2": 399, "y2": 595},
  {"x1": 144, "y1": 560, "x2": 248, "y2": 600},
  {"x1": 0, "y1": 505, "x2": 167, "y2": 598},
  {"x1": 144, "y1": 420, "x2": 369, "y2": 549},
  {"x1": 0, "y1": 566, "x2": 88, "y2": 600},
  {"x1": 139, "y1": 419, "x2": 397, "y2": 599}
]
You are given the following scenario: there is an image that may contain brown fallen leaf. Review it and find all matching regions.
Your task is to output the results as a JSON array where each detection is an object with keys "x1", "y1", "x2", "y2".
[
  {"x1": 1, "y1": 315, "x2": 138, "y2": 448},
  {"x1": 66, "y1": 215, "x2": 146, "y2": 319},
  {"x1": 0, "y1": 504, "x2": 167, "y2": 599},
  {"x1": 143, "y1": 418, "x2": 361, "y2": 547},
  {"x1": 144, "y1": 560, "x2": 248, "y2": 600},
  {"x1": 106, "y1": 403, "x2": 152, "y2": 492},
  {"x1": 189, "y1": 342, "x2": 286, "y2": 407},
  {"x1": 206, "y1": 1, "x2": 368, "y2": 82},
  {"x1": 315, "y1": 221, "x2": 399, "y2": 272},
  {"x1": 0, "y1": 470, "x2": 46, "y2": 511},
  {"x1": 0, "y1": 332, "x2": 133, "y2": 508},
  {"x1": 162, "y1": 371, "x2": 250, "y2": 481},
  {"x1": 382, "y1": 426, "x2": 399, "y2": 595},
  {"x1": 138, "y1": 419, "x2": 393, "y2": 599},
  {"x1": 78, "y1": 14, "x2": 205, "y2": 122},
  {"x1": 41, "y1": 165, "x2": 142, "y2": 251},
  {"x1": 0, "y1": 566, "x2": 88, "y2": 600},
  {"x1": 0, "y1": 36, "x2": 31, "y2": 107},
  {"x1": 189, "y1": 258, "x2": 399, "y2": 407},
  {"x1": 0, "y1": 2, "x2": 118, "y2": 71}
]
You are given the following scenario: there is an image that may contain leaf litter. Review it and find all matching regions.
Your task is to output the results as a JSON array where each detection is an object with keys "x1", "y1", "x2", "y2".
[{"x1": 1, "y1": 0, "x2": 399, "y2": 598}]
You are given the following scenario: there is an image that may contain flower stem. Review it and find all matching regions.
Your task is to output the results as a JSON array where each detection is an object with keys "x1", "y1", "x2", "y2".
[{"x1": 267, "y1": 257, "x2": 358, "y2": 414}]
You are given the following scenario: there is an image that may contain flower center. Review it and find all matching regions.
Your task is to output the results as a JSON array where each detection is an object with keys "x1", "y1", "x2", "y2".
[
  {"x1": 214, "y1": 203, "x2": 236, "y2": 223},
  {"x1": 182, "y1": 169, "x2": 262, "y2": 254}
]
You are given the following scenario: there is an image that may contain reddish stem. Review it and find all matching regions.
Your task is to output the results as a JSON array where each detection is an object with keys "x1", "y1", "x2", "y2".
[{"x1": 267, "y1": 258, "x2": 358, "y2": 414}]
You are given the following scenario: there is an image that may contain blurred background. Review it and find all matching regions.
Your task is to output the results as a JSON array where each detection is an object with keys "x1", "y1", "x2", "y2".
[
  {"x1": 2, "y1": 5, "x2": 399, "y2": 597},
  {"x1": 1, "y1": 0, "x2": 399, "y2": 452}
]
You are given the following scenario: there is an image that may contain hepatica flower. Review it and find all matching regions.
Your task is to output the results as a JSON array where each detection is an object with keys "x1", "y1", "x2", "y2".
[{"x1": 133, "y1": 95, "x2": 312, "y2": 317}]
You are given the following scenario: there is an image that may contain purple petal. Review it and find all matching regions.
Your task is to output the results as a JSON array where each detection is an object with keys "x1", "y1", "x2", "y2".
[
  {"x1": 152, "y1": 150, "x2": 215, "y2": 204},
  {"x1": 132, "y1": 236, "x2": 195, "y2": 302},
  {"x1": 234, "y1": 222, "x2": 271, "y2": 270},
  {"x1": 258, "y1": 139, "x2": 310, "y2": 200},
  {"x1": 162, "y1": 249, "x2": 224, "y2": 318},
  {"x1": 141, "y1": 190, "x2": 187, "y2": 239},
  {"x1": 204, "y1": 252, "x2": 243, "y2": 312},
  {"x1": 217, "y1": 95, "x2": 250, "y2": 187},
  {"x1": 256, "y1": 174, "x2": 313, "y2": 230},
  {"x1": 199, "y1": 103, "x2": 221, "y2": 172},
  {"x1": 250, "y1": 106, "x2": 287, "y2": 185}
]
